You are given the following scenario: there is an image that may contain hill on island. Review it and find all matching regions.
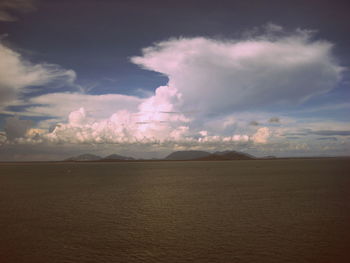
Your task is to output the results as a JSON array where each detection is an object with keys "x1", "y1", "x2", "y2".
[
  {"x1": 65, "y1": 153, "x2": 133, "y2": 161},
  {"x1": 65, "y1": 154, "x2": 102, "y2": 161},
  {"x1": 65, "y1": 150, "x2": 255, "y2": 162},
  {"x1": 198, "y1": 151, "x2": 255, "y2": 160},
  {"x1": 165, "y1": 150, "x2": 255, "y2": 161},
  {"x1": 165, "y1": 150, "x2": 211, "y2": 160},
  {"x1": 103, "y1": 154, "x2": 134, "y2": 161}
]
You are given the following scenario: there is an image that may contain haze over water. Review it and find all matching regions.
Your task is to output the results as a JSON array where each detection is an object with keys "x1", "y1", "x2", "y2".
[{"x1": 1, "y1": 159, "x2": 350, "y2": 262}]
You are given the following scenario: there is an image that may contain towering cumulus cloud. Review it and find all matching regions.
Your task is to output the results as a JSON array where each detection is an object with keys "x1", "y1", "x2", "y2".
[{"x1": 131, "y1": 30, "x2": 343, "y2": 115}]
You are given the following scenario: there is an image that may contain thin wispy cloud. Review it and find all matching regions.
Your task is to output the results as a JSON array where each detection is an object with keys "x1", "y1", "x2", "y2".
[{"x1": 0, "y1": 42, "x2": 76, "y2": 112}]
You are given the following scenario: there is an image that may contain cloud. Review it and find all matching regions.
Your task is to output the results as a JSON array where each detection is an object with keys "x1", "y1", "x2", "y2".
[
  {"x1": 316, "y1": 137, "x2": 338, "y2": 141},
  {"x1": 131, "y1": 30, "x2": 343, "y2": 116},
  {"x1": 16, "y1": 92, "x2": 144, "y2": 121},
  {"x1": 2, "y1": 112, "x2": 350, "y2": 160},
  {"x1": 43, "y1": 86, "x2": 190, "y2": 144},
  {"x1": 4, "y1": 116, "x2": 33, "y2": 141},
  {"x1": 0, "y1": 43, "x2": 76, "y2": 111},
  {"x1": 284, "y1": 128, "x2": 350, "y2": 137},
  {"x1": 310, "y1": 130, "x2": 350, "y2": 136},
  {"x1": 0, "y1": 0, "x2": 36, "y2": 22},
  {"x1": 68, "y1": 107, "x2": 86, "y2": 127},
  {"x1": 3, "y1": 87, "x2": 273, "y2": 146},
  {"x1": 269, "y1": 117, "x2": 280, "y2": 123},
  {"x1": 251, "y1": 127, "x2": 270, "y2": 143},
  {"x1": 249, "y1": 120, "x2": 259, "y2": 126},
  {"x1": 264, "y1": 23, "x2": 283, "y2": 33},
  {"x1": 291, "y1": 102, "x2": 350, "y2": 114},
  {"x1": 286, "y1": 136, "x2": 300, "y2": 140}
]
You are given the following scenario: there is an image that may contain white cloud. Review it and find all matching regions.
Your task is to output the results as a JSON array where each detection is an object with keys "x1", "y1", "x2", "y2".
[
  {"x1": 44, "y1": 86, "x2": 190, "y2": 144},
  {"x1": 5, "y1": 85, "x2": 275, "y2": 146},
  {"x1": 21, "y1": 92, "x2": 143, "y2": 120},
  {"x1": 0, "y1": 43, "x2": 76, "y2": 110},
  {"x1": 251, "y1": 127, "x2": 270, "y2": 143},
  {"x1": 131, "y1": 30, "x2": 343, "y2": 116},
  {"x1": 68, "y1": 107, "x2": 86, "y2": 127}
]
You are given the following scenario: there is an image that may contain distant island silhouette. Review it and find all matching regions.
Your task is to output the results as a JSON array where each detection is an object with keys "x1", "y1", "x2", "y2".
[
  {"x1": 60, "y1": 151, "x2": 350, "y2": 163},
  {"x1": 64, "y1": 150, "x2": 271, "y2": 162}
]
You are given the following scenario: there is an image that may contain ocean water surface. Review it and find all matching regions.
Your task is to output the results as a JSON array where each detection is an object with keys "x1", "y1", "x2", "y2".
[{"x1": 0, "y1": 159, "x2": 349, "y2": 262}]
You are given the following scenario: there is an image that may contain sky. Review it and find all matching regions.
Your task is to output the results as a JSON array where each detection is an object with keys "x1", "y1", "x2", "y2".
[{"x1": 0, "y1": 0, "x2": 349, "y2": 161}]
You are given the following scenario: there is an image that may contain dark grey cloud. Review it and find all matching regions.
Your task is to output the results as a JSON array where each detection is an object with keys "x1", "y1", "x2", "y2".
[
  {"x1": 316, "y1": 137, "x2": 338, "y2": 141},
  {"x1": 0, "y1": 0, "x2": 36, "y2": 22},
  {"x1": 4, "y1": 116, "x2": 33, "y2": 141},
  {"x1": 285, "y1": 129, "x2": 350, "y2": 137},
  {"x1": 249, "y1": 121, "x2": 259, "y2": 126},
  {"x1": 311, "y1": 130, "x2": 350, "y2": 136},
  {"x1": 269, "y1": 117, "x2": 280, "y2": 123}
]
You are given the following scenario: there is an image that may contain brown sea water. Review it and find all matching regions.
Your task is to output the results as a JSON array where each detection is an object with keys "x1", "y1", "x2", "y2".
[{"x1": 0, "y1": 159, "x2": 349, "y2": 263}]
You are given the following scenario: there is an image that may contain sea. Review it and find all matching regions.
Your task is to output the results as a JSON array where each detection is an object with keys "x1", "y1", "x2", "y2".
[{"x1": 0, "y1": 159, "x2": 349, "y2": 262}]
